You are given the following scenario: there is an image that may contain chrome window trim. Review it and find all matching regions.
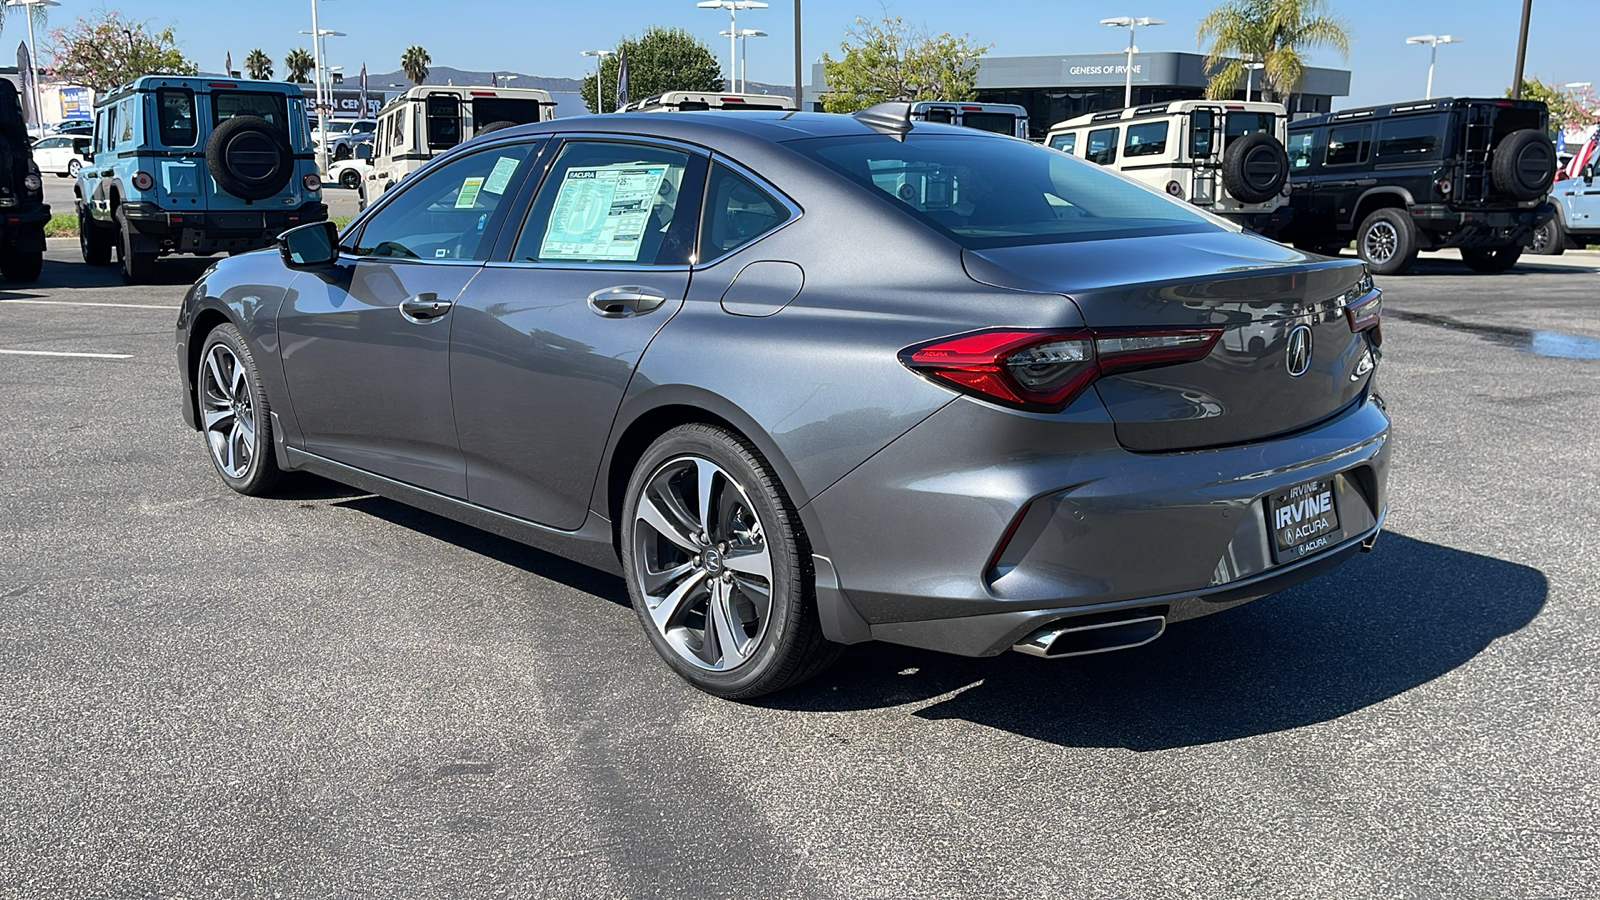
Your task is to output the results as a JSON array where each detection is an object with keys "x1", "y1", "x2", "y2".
[
  {"x1": 693, "y1": 151, "x2": 805, "y2": 266},
  {"x1": 340, "y1": 134, "x2": 547, "y2": 243}
]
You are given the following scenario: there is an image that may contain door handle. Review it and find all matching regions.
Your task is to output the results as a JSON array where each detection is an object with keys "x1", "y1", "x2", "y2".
[
  {"x1": 399, "y1": 293, "x2": 452, "y2": 321},
  {"x1": 587, "y1": 285, "x2": 669, "y2": 318}
]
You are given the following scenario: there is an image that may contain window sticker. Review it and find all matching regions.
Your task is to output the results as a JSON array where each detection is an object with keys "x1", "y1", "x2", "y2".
[
  {"x1": 455, "y1": 176, "x2": 486, "y2": 209},
  {"x1": 483, "y1": 156, "x2": 520, "y2": 195},
  {"x1": 539, "y1": 163, "x2": 670, "y2": 261}
]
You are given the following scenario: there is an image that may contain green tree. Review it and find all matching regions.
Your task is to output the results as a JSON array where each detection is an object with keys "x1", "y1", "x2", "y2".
[
  {"x1": 283, "y1": 48, "x2": 313, "y2": 83},
  {"x1": 1509, "y1": 76, "x2": 1600, "y2": 134},
  {"x1": 245, "y1": 48, "x2": 272, "y2": 80},
  {"x1": 580, "y1": 27, "x2": 722, "y2": 113},
  {"x1": 1197, "y1": 0, "x2": 1350, "y2": 101},
  {"x1": 401, "y1": 45, "x2": 431, "y2": 85},
  {"x1": 820, "y1": 15, "x2": 988, "y2": 114},
  {"x1": 46, "y1": 10, "x2": 198, "y2": 93}
]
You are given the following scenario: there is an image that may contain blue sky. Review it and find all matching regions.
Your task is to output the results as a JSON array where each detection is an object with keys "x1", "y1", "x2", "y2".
[{"x1": 19, "y1": 1, "x2": 1595, "y2": 109}]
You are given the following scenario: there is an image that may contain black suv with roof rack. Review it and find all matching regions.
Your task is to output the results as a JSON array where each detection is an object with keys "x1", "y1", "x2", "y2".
[{"x1": 1281, "y1": 97, "x2": 1556, "y2": 274}]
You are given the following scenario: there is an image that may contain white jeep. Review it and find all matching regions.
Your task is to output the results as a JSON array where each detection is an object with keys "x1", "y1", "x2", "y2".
[
  {"x1": 365, "y1": 85, "x2": 556, "y2": 202},
  {"x1": 1046, "y1": 100, "x2": 1293, "y2": 237},
  {"x1": 619, "y1": 91, "x2": 795, "y2": 113}
]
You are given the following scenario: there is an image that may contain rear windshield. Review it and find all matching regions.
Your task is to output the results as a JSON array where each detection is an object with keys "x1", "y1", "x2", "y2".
[
  {"x1": 1225, "y1": 111, "x2": 1275, "y2": 147},
  {"x1": 470, "y1": 97, "x2": 546, "y2": 133},
  {"x1": 790, "y1": 133, "x2": 1218, "y2": 249},
  {"x1": 213, "y1": 91, "x2": 289, "y2": 129},
  {"x1": 962, "y1": 112, "x2": 1019, "y2": 136}
]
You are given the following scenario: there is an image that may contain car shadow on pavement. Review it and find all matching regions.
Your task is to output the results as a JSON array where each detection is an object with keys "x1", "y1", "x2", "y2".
[{"x1": 772, "y1": 532, "x2": 1547, "y2": 750}]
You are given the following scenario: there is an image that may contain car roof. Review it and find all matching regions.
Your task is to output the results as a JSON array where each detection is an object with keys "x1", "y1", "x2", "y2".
[
  {"x1": 478, "y1": 109, "x2": 1011, "y2": 148},
  {"x1": 1290, "y1": 96, "x2": 1547, "y2": 130}
]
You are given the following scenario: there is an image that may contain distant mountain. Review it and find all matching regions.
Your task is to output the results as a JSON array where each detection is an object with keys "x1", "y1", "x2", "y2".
[{"x1": 359, "y1": 66, "x2": 795, "y2": 100}]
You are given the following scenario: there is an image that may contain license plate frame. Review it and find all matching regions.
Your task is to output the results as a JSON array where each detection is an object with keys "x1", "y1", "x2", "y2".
[{"x1": 1269, "y1": 476, "x2": 1343, "y2": 563}]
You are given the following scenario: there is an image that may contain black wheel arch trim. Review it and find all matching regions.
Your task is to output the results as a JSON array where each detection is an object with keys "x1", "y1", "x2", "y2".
[{"x1": 1349, "y1": 187, "x2": 1415, "y2": 227}]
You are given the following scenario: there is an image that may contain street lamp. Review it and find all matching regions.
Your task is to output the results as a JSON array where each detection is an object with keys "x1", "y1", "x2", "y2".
[
  {"x1": 6, "y1": 0, "x2": 59, "y2": 139},
  {"x1": 1100, "y1": 16, "x2": 1163, "y2": 108},
  {"x1": 720, "y1": 28, "x2": 768, "y2": 92},
  {"x1": 582, "y1": 49, "x2": 614, "y2": 112},
  {"x1": 1244, "y1": 60, "x2": 1265, "y2": 102},
  {"x1": 1405, "y1": 34, "x2": 1460, "y2": 100},
  {"x1": 698, "y1": 0, "x2": 768, "y2": 92}
]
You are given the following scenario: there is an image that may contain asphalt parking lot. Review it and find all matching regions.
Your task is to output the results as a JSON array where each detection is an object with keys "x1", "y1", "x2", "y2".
[
  {"x1": 42, "y1": 179, "x2": 365, "y2": 222},
  {"x1": 2, "y1": 243, "x2": 1597, "y2": 898}
]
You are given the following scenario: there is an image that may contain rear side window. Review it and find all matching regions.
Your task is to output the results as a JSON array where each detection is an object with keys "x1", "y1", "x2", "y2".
[
  {"x1": 1124, "y1": 122, "x2": 1169, "y2": 157},
  {"x1": 1086, "y1": 127, "x2": 1119, "y2": 165},
  {"x1": 795, "y1": 133, "x2": 1217, "y2": 250},
  {"x1": 1048, "y1": 133, "x2": 1076, "y2": 154},
  {"x1": 156, "y1": 88, "x2": 196, "y2": 147},
  {"x1": 1288, "y1": 131, "x2": 1315, "y2": 169},
  {"x1": 1376, "y1": 115, "x2": 1444, "y2": 161},
  {"x1": 700, "y1": 163, "x2": 792, "y2": 261},
  {"x1": 213, "y1": 91, "x2": 289, "y2": 129},
  {"x1": 1325, "y1": 125, "x2": 1372, "y2": 166},
  {"x1": 513, "y1": 141, "x2": 707, "y2": 266}
]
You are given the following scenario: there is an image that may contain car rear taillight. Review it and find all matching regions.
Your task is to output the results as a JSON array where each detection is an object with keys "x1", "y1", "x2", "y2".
[
  {"x1": 1165, "y1": 180, "x2": 1184, "y2": 198},
  {"x1": 303, "y1": 173, "x2": 321, "y2": 192},
  {"x1": 23, "y1": 173, "x2": 40, "y2": 193},
  {"x1": 1435, "y1": 176, "x2": 1453, "y2": 195},
  {"x1": 900, "y1": 326, "x2": 1222, "y2": 413},
  {"x1": 1342, "y1": 274, "x2": 1381, "y2": 342},
  {"x1": 131, "y1": 171, "x2": 155, "y2": 192}
]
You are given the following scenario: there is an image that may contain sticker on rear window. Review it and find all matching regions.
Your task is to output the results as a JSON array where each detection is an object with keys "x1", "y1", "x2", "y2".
[{"x1": 538, "y1": 162, "x2": 669, "y2": 262}]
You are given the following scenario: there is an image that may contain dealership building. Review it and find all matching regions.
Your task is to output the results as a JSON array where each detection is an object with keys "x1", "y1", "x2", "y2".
[{"x1": 806, "y1": 51, "x2": 1353, "y2": 139}]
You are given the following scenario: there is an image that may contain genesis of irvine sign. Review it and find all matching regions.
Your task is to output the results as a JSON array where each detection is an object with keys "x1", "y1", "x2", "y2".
[{"x1": 1060, "y1": 56, "x2": 1154, "y2": 85}]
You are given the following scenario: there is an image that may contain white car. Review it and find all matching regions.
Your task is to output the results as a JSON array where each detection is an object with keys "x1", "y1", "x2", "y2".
[
  {"x1": 32, "y1": 134, "x2": 92, "y2": 178},
  {"x1": 326, "y1": 152, "x2": 372, "y2": 190}
]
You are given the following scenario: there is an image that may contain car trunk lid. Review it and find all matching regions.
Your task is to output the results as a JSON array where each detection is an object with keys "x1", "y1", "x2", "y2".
[{"x1": 963, "y1": 231, "x2": 1375, "y2": 452}]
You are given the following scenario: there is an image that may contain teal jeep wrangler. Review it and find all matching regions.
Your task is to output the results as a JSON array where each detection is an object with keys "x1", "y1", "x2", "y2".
[{"x1": 75, "y1": 76, "x2": 327, "y2": 283}]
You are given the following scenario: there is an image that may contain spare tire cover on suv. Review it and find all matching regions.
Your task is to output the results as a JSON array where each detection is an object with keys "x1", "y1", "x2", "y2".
[
  {"x1": 1492, "y1": 128, "x2": 1556, "y2": 201},
  {"x1": 205, "y1": 116, "x2": 294, "y2": 201},
  {"x1": 1221, "y1": 132, "x2": 1289, "y2": 204}
]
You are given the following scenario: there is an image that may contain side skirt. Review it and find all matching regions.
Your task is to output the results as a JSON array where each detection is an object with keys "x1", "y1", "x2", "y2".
[{"x1": 285, "y1": 447, "x2": 624, "y2": 576}]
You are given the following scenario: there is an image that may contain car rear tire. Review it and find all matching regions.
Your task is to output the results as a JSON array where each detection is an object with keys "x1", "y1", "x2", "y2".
[
  {"x1": 622, "y1": 424, "x2": 840, "y2": 699},
  {"x1": 1461, "y1": 246, "x2": 1523, "y2": 273},
  {"x1": 1528, "y1": 218, "x2": 1565, "y2": 256},
  {"x1": 116, "y1": 209, "x2": 156, "y2": 285},
  {"x1": 1356, "y1": 208, "x2": 1418, "y2": 275},
  {"x1": 68, "y1": 159, "x2": 82, "y2": 178},
  {"x1": 197, "y1": 323, "x2": 285, "y2": 496},
  {"x1": 0, "y1": 247, "x2": 42, "y2": 282},
  {"x1": 1492, "y1": 129, "x2": 1557, "y2": 201},
  {"x1": 80, "y1": 207, "x2": 114, "y2": 266}
]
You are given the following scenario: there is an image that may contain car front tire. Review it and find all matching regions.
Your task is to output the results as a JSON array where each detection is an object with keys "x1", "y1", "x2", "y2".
[
  {"x1": 115, "y1": 209, "x2": 156, "y2": 284},
  {"x1": 80, "y1": 206, "x2": 114, "y2": 266},
  {"x1": 197, "y1": 324, "x2": 285, "y2": 496},
  {"x1": 1356, "y1": 208, "x2": 1418, "y2": 275},
  {"x1": 622, "y1": 424, "x2": 839, "y2": 699}
]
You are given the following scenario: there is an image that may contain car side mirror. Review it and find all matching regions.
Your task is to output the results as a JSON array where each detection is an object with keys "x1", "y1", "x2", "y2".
[
  {"x1": 279, "y1": 221, "x2": 340, "y2": 268},
  {"x1": 1586, "y1": 166, "x2": 1596, "y2": 185}
]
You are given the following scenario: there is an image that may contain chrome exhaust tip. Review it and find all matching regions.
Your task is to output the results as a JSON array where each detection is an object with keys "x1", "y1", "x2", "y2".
[{"x1": 1013, "y1": 615, "x2": 1167, "y2": 659}]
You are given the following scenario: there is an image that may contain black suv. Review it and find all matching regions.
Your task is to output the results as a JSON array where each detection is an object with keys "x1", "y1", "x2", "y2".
[
  {"x1": 0, "y1": 79, "x2": 49, "y2": 282},
  {"x1": 1282, "y1": 97, "x2": 1556, "y2": 274}
]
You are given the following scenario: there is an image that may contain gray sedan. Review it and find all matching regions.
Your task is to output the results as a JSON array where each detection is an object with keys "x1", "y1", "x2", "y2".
[{"x1": 175, "y1": 106, "x2": 1390, "y2": 698}]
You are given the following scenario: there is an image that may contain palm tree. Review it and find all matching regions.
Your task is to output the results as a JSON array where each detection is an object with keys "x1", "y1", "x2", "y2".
[
  {"x1": 401, "y1": 45, "x2": 431, "y2": 86},
  {"x1": 1197, "y1": 0, "x2": 1350, "y2": 101},
  {"x1": 245, "y1": 48, "x2": 272, "y2": 81},
  {"x1": 283, "y1": 47, "x2": 314, "y2": 84}
]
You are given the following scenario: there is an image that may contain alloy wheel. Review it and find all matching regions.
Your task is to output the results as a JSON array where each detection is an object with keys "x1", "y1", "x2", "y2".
[
  {"x1": 200, "y1": 343, "x2": 257, "y2": 479},
  {"x1": 631, "y1": 455, "x2": 774, "y2": 672},
  {"x1": 1363, "y1": 221, "x2": 1398, "y2": 264}
]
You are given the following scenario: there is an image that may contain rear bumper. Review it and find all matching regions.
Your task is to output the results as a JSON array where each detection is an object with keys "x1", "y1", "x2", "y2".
[
  {"x1": 805, "y1": 392, "x2": 1391, "y2": 656},
  {"x1": 1411, "y1": 203, "x2": 1554, "y2": 249},
  {"x1": 122, "y1": 201, "x2": 328, "y2": 254},
  {"x1": 1219, "y1": 205, "x2": 1294, "y2": 239}
]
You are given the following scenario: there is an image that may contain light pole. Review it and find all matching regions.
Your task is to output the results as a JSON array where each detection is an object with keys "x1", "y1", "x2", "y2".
[
  {"x1": 720, "y1": 28, "x2": 768, "y2": 92},
  {"x1": 582, "y1": 49, "x2": 614, "y2": 112},
  {"x1": 1100, "y1": 16, "x2": 1163, "y2": 108},
  {"x1": 6, "y1": 0, "x2": 57, "y2": 139},
  {"x1": 1244, "y1": 61, "x2": 1265, "y2": 102},
  {"x1": 698, "y1": 0, "x2": 768, "y2": 92},
  {"x1": 1405, "y1": 34, "x2": 1460, "y2": 100}
]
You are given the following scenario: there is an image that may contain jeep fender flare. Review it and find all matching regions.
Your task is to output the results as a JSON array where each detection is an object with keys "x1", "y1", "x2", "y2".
[{"x1": 1349, "y1": 187, "x2": 1414, "y2": 229}]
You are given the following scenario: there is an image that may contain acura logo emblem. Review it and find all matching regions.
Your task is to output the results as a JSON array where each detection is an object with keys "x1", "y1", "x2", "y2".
[{"x1": 1286, "y1": 325, "x2": 1313, "y2": 377}]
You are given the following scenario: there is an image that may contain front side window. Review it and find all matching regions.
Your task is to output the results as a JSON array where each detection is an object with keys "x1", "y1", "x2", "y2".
[
  {"x1": 1287, "y1": 131, "x2": 1316, "y2": 169},
  {"x1": 1325, "y1": 125, "x2": 1372, "y2": 166},
  {"x1": 156, "y1": 88, "x2": 196, "y2": 147},
  {"x1": 1085, "y1": 127, "x2": 1119, "y2": 165},
  {"x1": 1048, "y1": 133, "x2": 1076, "y2": 154},
  {"x1": 1375, "y1": 115, "x2": 1444, "y2": 161},
  {"x1": 351, "y1": 143, "x2": 538, "y2": 261},
  {"x1": 701, "y1": 163, "x2": 792, "y2": 261},
  {"x1": 1124, "y1": 121, "x2": 1169, "y2": 157},
  {"x1": 513, "y1": 141, "x2": 704, "y2": 266},
  {"x1": 212, "y1": 91, "x2": 289, "y2": 128},
  {"x1": 794, "y1": 133, "x2": 1217, "y2": 250}
]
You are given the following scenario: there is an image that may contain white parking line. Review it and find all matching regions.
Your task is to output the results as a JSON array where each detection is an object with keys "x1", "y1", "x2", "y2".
[
  {"x1": 0, "y1": 349, "x2": 132, "y2": 359},
  {"x1": 0, "y1": 299, "x2": 179, "y2": 311}
]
